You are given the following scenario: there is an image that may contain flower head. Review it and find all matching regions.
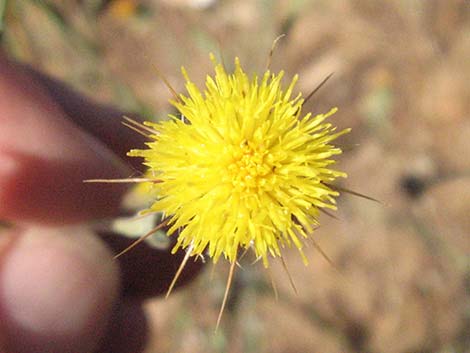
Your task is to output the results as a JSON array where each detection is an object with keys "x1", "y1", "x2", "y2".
[{"x1": 128, "y1": 54, "x2": 349, "y2": 267}]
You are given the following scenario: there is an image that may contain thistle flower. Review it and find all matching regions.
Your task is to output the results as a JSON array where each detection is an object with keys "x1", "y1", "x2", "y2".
[
  {"x1": 84, "y1": 52, "x2": 353, "y2": 328},
  {"x1": 127, "y1": 54, "x2": 349, "y2": 268}
]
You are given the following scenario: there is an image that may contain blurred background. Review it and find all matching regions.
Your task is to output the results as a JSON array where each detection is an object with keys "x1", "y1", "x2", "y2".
[{"x1": 1, "y1": 0, "x2": 469, "y2": 352}]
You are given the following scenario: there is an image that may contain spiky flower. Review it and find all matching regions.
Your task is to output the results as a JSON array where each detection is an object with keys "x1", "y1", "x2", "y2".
[{"x1": 128, "y1": 54, "x2": 349, "y2": 267}]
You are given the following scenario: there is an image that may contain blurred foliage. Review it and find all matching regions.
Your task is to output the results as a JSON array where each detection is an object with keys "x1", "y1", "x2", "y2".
[{"x1": 0, "y1": 0, "x2": 6, "y2": 35}]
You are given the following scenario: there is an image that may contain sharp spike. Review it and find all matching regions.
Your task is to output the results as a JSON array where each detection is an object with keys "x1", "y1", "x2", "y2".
[
  {"x1": 250, "y1": 255, "x2": 263, "y2": 265},
  {"x1": 84, "y1": 178, "x2": 161, "y2": 184},
  {"x1": 123, "y1": 116, "x2": 159, "y2": 135},
  {"x1": 265, "y1": 266, "x2": 279, "y2": 301},
  {"x1": 209, "y1": 261, "x2": 217, "y2": 282},
  {"x1": 235, "y1": 261, "x2": 244, "y2": 269},
  {"x1": 130, "y1": 211, "x2": 162, "y2": 221},
  {"x1": 215, "y1": 259, "x2": 237, "y2": 331},
  {"x1": 337, "y1": 143, "x2": 361, "y2": 153},
  {"x1": 238, "y1": 246, "x2": 251, "y2": 261},
  {"x1": 166, "y1": 243, "x2": 194, "y2": 298},
  {"x1": 308, "y1": 237, "x2": 337, "y2": 270},
  {"x1": 280, "y1": 255, "x2": 298, "y2": 295},
  {"x1": 194, "y1": 253, "x2": 205, "y2": 263},
  {"x1": 122, "y1": 121, "x2": 151, "y2": 138},
  {"x1": 113, "y1": 219, "x2": 169, "y2": 259},
  {"x1": 153, "y1": 65, "x2": 181, "y2": 103},
  {"x1": 265, "y1": 34, "x2": 286, "y2": 71},
  {"x1": 324, "y1": 182, "x2": 381, "y2": 203},
  {"x1": 303, "y1": 72, "x2": 334, "y2": 105},
  {"x1": 319, "y1": 207, "x2": 340, "y2": 220}
]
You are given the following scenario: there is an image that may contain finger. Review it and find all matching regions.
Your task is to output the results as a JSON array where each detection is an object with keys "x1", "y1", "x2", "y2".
[
  {"x1": 0, "y1": 226, "x2": 120, "y2": 353},
  {"x1": 100, "y1": 231, "x2": 204, "y2": 300},
  {"x1": 21, "y1": 60, "x2": 147, "y2": 171},
  {"x1": 21, "y1": 59, "x2": 206, "y2": 299},
  {"x1": 0, "y1": 53, "x2": 131, "y2": 224}
]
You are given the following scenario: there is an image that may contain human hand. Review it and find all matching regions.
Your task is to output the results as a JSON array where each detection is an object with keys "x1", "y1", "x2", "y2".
[{"x1": 0, "y1": 51, "x2": 202, "y2": 353}]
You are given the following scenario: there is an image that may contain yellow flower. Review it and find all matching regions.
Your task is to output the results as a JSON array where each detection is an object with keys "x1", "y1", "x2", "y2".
[
  {"x1": 107, "y1": 0, "x2": 138, "y2": 19},
  {"x1": 128, "y1": 54, "x2": 350, "y2": 267}
]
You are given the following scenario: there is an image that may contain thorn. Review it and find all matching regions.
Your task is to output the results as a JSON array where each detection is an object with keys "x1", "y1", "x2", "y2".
[
  {"x1": 166, "y1": 243, "x2": 194, "y2": 298},
  {"x1": 319, "y1": 207, "x2": 340, "y2": 220},
  {"x1": 83, "y1": 178, "x2": 162, "y2": 183},
  {"x1": 308, "y1": 237, "x2": 337, "y2": 270},
  {"x1": 265, "y1": 34, "x2": 286, "y2": 71},
  {"x1": 280, "y1": 255, "x2": 298, "y2": 295},
  {"x1": 209, "y1": 261, "x2": 217, "y2": 282},
  {"x1": 303, "y1": 72, "x2": 334, "y2": 105},
  {"x1": 153, "y1": 65, "x2": 181, "y2": 103},
  {"x1": 194, "y1": 253, "x2": 205, "y2": 263},
  {"x1": 113, "y1": 219, "x2": 169, "y2": 259},
  {"x1": 215, "y1": 259, "x2": 237, "y2": 332},
  {"x1": 250, "y1": 255, "x2": 263, "y2": 265},
  {"x1": 238, "y1": 246, "x2": 251, "y2": 261},
  {"x1": 131, "y1": 210, "x2": 162, "y2": 221},
  {"x1": 122, "y1": 121, "x2": 151, "y2": 138},
  {"x1": 123, "y1": 116, "x2": 159, "y2": 135},
  {"x1": 324, "y1": 182, "x2": 381, "y2": 203},
  {"x1": 265, "y1": 266, "x2": 279, "y2": 301},
  {"x1": 338, "y1": 143, "x2": 361, "y2": 153}
]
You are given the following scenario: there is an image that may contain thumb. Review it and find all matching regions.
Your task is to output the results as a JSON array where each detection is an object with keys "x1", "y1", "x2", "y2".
[{"x1": 0, "y1": 226, "x2": 120, "y2": 353}]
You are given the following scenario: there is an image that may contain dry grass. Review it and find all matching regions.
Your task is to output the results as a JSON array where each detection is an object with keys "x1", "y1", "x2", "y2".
[{"x1": 2, "y1": 0, "x2": 469, "y2": 352}]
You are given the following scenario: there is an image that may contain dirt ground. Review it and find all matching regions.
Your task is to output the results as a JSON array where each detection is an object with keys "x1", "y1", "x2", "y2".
[{"x1": 2, "y1": 0, "x2": 469, "y2": 352}]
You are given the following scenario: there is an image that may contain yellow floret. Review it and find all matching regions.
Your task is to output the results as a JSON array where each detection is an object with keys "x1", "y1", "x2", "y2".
[{"x1": 128, "y1": 55, "x2": 349, "y2": 266}]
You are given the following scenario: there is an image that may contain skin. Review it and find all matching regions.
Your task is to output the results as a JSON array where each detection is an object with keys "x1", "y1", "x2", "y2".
[{"x1": 0, "y1": 50, "x2": 202, "y2": 353}]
